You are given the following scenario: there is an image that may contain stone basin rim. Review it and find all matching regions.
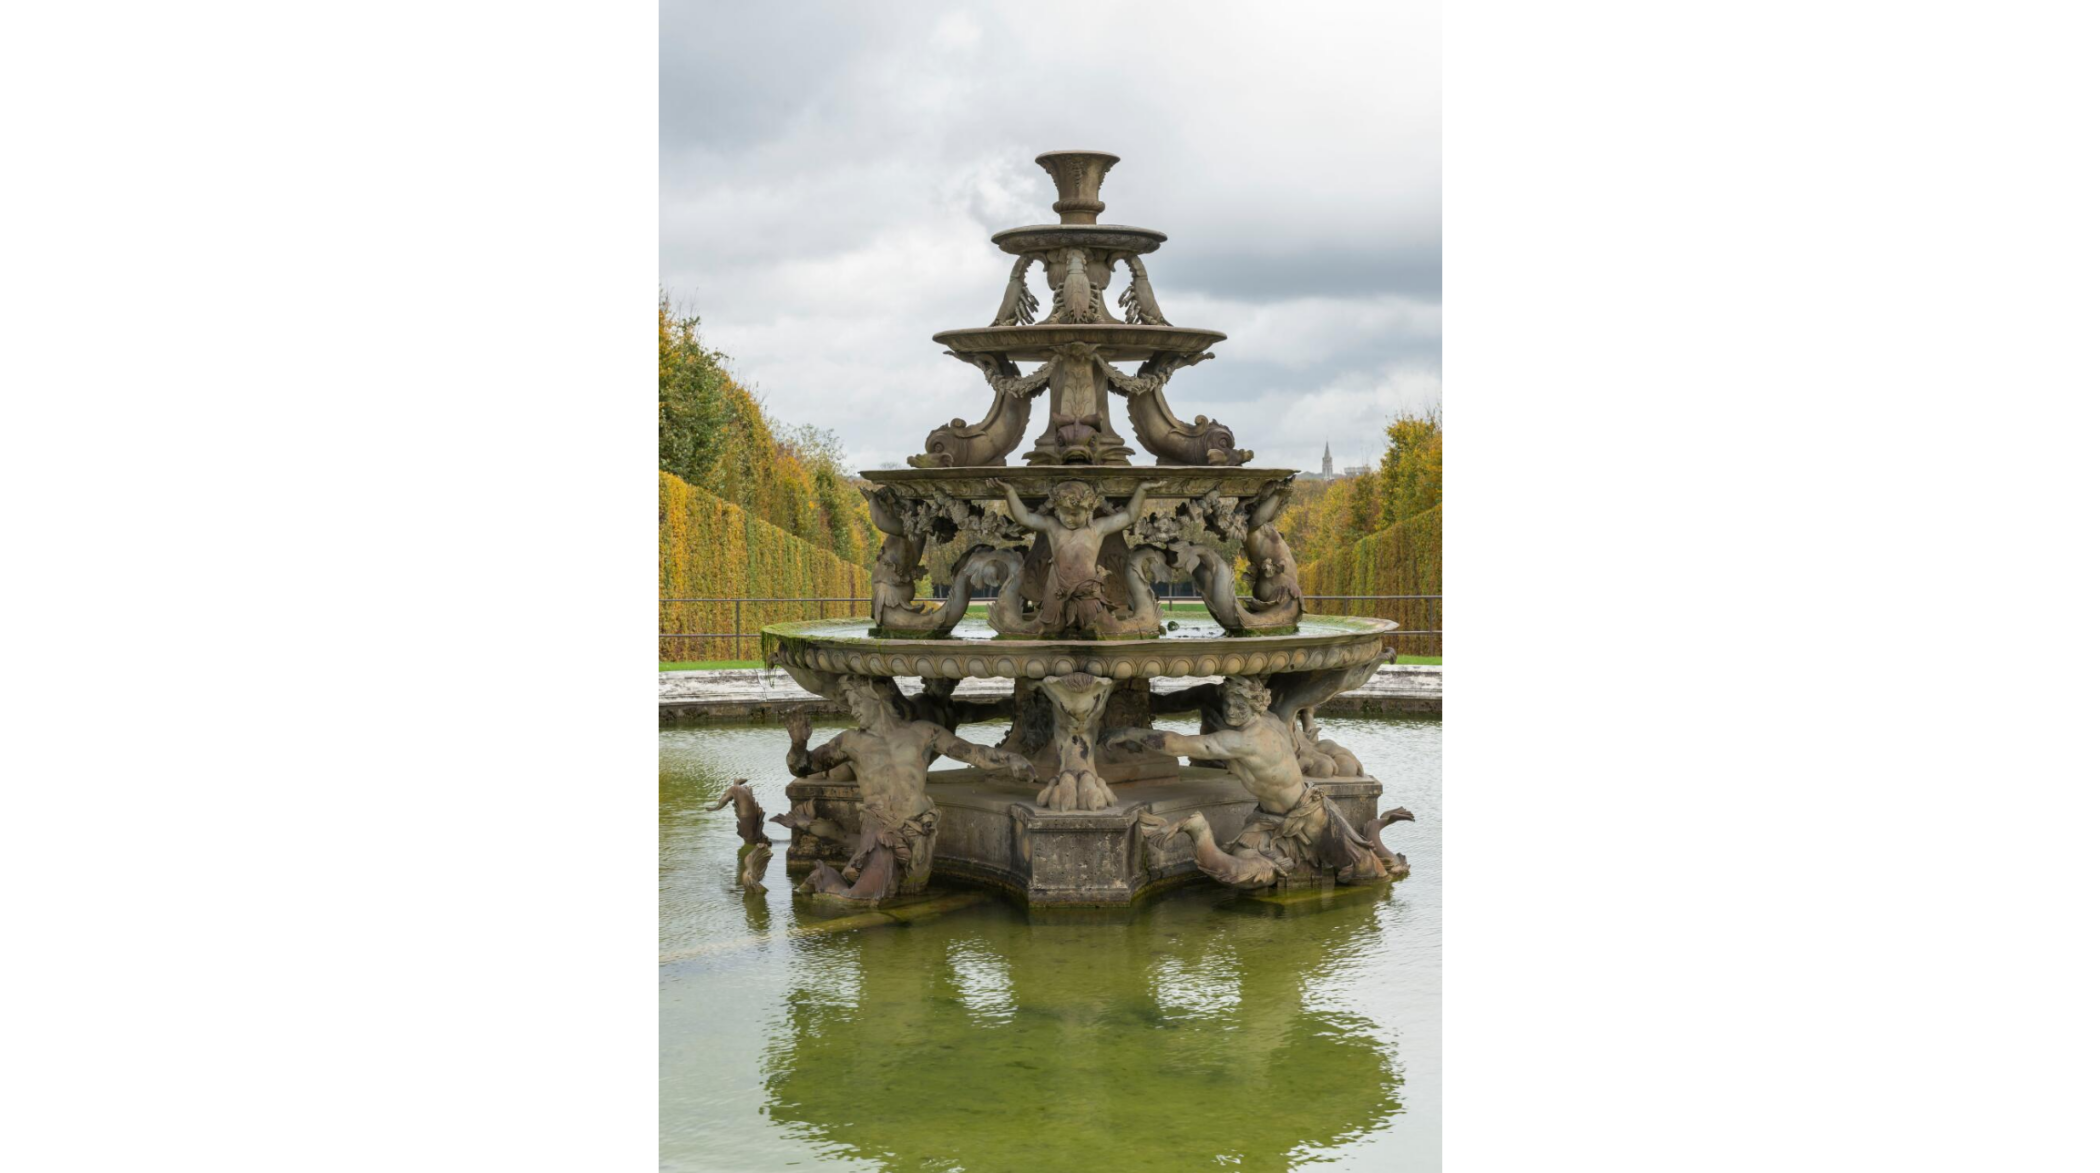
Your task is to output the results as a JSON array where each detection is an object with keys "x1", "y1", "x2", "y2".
[
  {"x1": 860, "y1": 465, "x2": 1297, "y2": 500},
  {"x1": 761, "y1": 614, "x2": 1398, "y2": 681},
  {"x1": 934, "y1": 324, "x2": 1225, "y2": 362},
  {"x1": 990, "y1": 223, "x2": 1168, "y2": 256}
]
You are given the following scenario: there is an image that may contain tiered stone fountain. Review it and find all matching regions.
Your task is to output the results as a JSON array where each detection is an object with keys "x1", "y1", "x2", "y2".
[{"x1": 762, "y1": 150, "x2": 1411, "y2": 908}]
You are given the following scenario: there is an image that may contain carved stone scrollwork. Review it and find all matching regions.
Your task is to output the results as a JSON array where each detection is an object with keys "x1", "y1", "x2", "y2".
[
  {"x1": 955, "y1": 545, "x2": 1039, "y2": 637},
  {"x1": 1116, "y1": 254, "x2": 1171, "y2": 326},
  {"x1": 1120, "y1": 544, "x2": 1172, "y2": 634},
  {"x1": 909, "y1": 352, "x2": 1052, "y2": 469},
  {"x1": 865, "y1": 489, "x2": 932, "y2": 633},
  {"x1": 867, "y1": 486, "x2": 1036, "y2": 635},
  {"x1": 1239, "y1": 479, "x2": 1303, "y2": 628},
  {"x1": 1035, "y1": 672, "x2": 1115, "y2": 812},
  {"x1": 1024, "y1": 341, "x2": 1135, "y2": 466},
  {"x1": 990, "y1": 256, "x2": 1039, "y2": 327},
  {"x1": 1045, "y1": 247, "x2": 1110, "y2": 325},
  {"x1": 1099, "y1": 350, "x2": 1254, "y2": 467}
]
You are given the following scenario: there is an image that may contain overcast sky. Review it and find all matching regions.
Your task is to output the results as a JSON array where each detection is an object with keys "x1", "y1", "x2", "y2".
[{"x1": 661, "y1": 2, "x2": 1440, "y2": 475}]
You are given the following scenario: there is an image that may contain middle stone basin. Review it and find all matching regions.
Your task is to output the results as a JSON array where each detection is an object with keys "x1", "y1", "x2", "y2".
[{"x1": 762, "y1": 613, "x2": 1397, "y2": 682}]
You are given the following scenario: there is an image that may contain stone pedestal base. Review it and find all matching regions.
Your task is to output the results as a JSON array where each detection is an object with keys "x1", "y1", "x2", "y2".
[{"x1": 784, "y1": 767, "x2": 1383, "y2": 908}]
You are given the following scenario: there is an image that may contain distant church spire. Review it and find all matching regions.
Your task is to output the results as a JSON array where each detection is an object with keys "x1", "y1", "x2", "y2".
[{"x1": 1321, "y1": 442, "x2": 1333, "y2": 478}]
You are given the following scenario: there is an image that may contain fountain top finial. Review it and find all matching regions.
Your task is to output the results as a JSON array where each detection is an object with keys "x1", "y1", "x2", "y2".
[{"x1": 1034, "y1": 150, "x2": 1120, "y2": 225}]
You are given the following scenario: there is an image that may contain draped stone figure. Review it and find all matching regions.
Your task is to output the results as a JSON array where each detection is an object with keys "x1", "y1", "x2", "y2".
[
  {"x1": 794, "y1": 676, "x2": 1035, "y2": 904},
  {"x1": 1106, "y1": 676, "x2": 1394, "y2": 886}
]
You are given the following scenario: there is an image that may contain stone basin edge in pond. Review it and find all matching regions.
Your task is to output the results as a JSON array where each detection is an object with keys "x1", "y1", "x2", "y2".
[{"x1": 761, "y1": 613, "x2": 1397, "y2": 681}]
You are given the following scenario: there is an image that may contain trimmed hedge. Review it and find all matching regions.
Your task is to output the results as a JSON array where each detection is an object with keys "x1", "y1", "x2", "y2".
[
  {"x1": 660, "y1": 471, "x2": 871, "y2": 661},
  {"x1": 1298, "y1": 505, "x2": 1441, "y2": 656}
]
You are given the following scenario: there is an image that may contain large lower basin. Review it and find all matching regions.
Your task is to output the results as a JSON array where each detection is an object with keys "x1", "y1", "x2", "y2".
[{"x1": 761, "y1": 613, "x2": 1396, "y2": 681}]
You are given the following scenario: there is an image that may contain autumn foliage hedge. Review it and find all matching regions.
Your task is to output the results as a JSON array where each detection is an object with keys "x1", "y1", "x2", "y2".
[
  {"x1": 1298, "y1": 505, "x2": 1442, "y2": 656},
  {"x1": 659, "y1": 471, "x2": 871, "y2": 661}
]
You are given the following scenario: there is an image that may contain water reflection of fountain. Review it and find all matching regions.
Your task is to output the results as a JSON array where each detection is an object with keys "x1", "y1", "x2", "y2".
[{"x1": 758, "y1": 894, "x2": 1402, "y2": 1171}]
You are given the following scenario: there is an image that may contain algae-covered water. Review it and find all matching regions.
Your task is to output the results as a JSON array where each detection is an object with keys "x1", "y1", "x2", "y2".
[{"x1": 661, "y1": 714, "x2": 1441, "y2": 1171}]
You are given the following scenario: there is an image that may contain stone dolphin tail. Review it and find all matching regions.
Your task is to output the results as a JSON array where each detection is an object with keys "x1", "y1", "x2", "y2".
[
  {"x1": 1140, "y1": 810, "x2": 1279, "y2": 891},
  {"x1": 769, "y1": 800, "x2": 845, "y2": 846},
  {"x1": 1363, "y1": 806, "x2": 1415, "y2": 879},
  {"x1": 1120, "y1": 544, "x2": 1172, "y2": 631},
  {"x1": 909, "y1": 353, "x2": 1048, "y2": 469},
  {"x1": 706, "y1": 779, "x2": 769, "y2": 846},
  {"x1": 1101, "y1": 351, "x2": 1253, "y2": 467},
  {"x1": 1172, "y1": 539, "x2": 1249, "y2": 631},
  {"x1": 740, "y1": 841, "x2": 773, "y2": 894}
]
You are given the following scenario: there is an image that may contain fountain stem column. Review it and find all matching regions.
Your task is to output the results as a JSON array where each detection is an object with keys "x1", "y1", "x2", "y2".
[{"x1": 1025, "y1": 342, "x2": 1135, "y2": 466}]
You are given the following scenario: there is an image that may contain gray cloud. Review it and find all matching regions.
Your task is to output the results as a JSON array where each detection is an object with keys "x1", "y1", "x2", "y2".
[{"x1": 661, "y1": 1, "x2": 1440, "y2": 474}]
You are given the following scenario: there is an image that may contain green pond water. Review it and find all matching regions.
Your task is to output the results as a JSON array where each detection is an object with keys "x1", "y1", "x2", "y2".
[{"x1": 662, "y1": 714, "x2": 1441, "y2": 1171}]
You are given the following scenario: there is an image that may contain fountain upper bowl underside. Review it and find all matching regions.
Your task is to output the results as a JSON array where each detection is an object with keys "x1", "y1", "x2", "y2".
[
  {"x1": 860, "y1": 464, "x2": 1297, "y2": 500},
  {"x1": 933, "y1": 323, "x2": 1225, "y2": 363},
  {"x1": 761, "y1": 614, "x2": 1396, "y2": 682}
]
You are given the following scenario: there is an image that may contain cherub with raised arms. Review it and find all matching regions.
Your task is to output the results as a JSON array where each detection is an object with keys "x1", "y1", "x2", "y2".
[{"x1": 993, "y1": 478, "x2": 1162, "y2": 635}]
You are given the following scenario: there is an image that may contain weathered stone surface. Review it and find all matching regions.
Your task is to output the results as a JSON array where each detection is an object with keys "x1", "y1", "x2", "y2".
[
  {"x1": 1035, "y1": 149, "x2": 1118, "y2": 225},
  {"x1": 860, "y1": 463, "x2": 1295, "y2": 501},
  {"x1": 659, "y1": 664, "x2": 1441, "y2": 721},
  {"x1": 782, "y1": 766, "x2": 1385, "y2": 907},
  {"x1": 697, "y1": 150, "x2": 1438, "y2": 907},
  {"x1": 760, "y1": 614, "x2": 1397, "y2": 683},
  {"x1": 931, "y1": 323, "x2": 1224, "y2": 364}
]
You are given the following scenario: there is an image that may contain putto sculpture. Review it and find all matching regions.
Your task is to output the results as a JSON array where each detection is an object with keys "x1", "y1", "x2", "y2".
[
  {"x1": 995, "y1": 477, "x2": 1160, "y2": 639},
  {"x1": 752, "y1": 150, "x2": 1416, "y2": 907}
]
